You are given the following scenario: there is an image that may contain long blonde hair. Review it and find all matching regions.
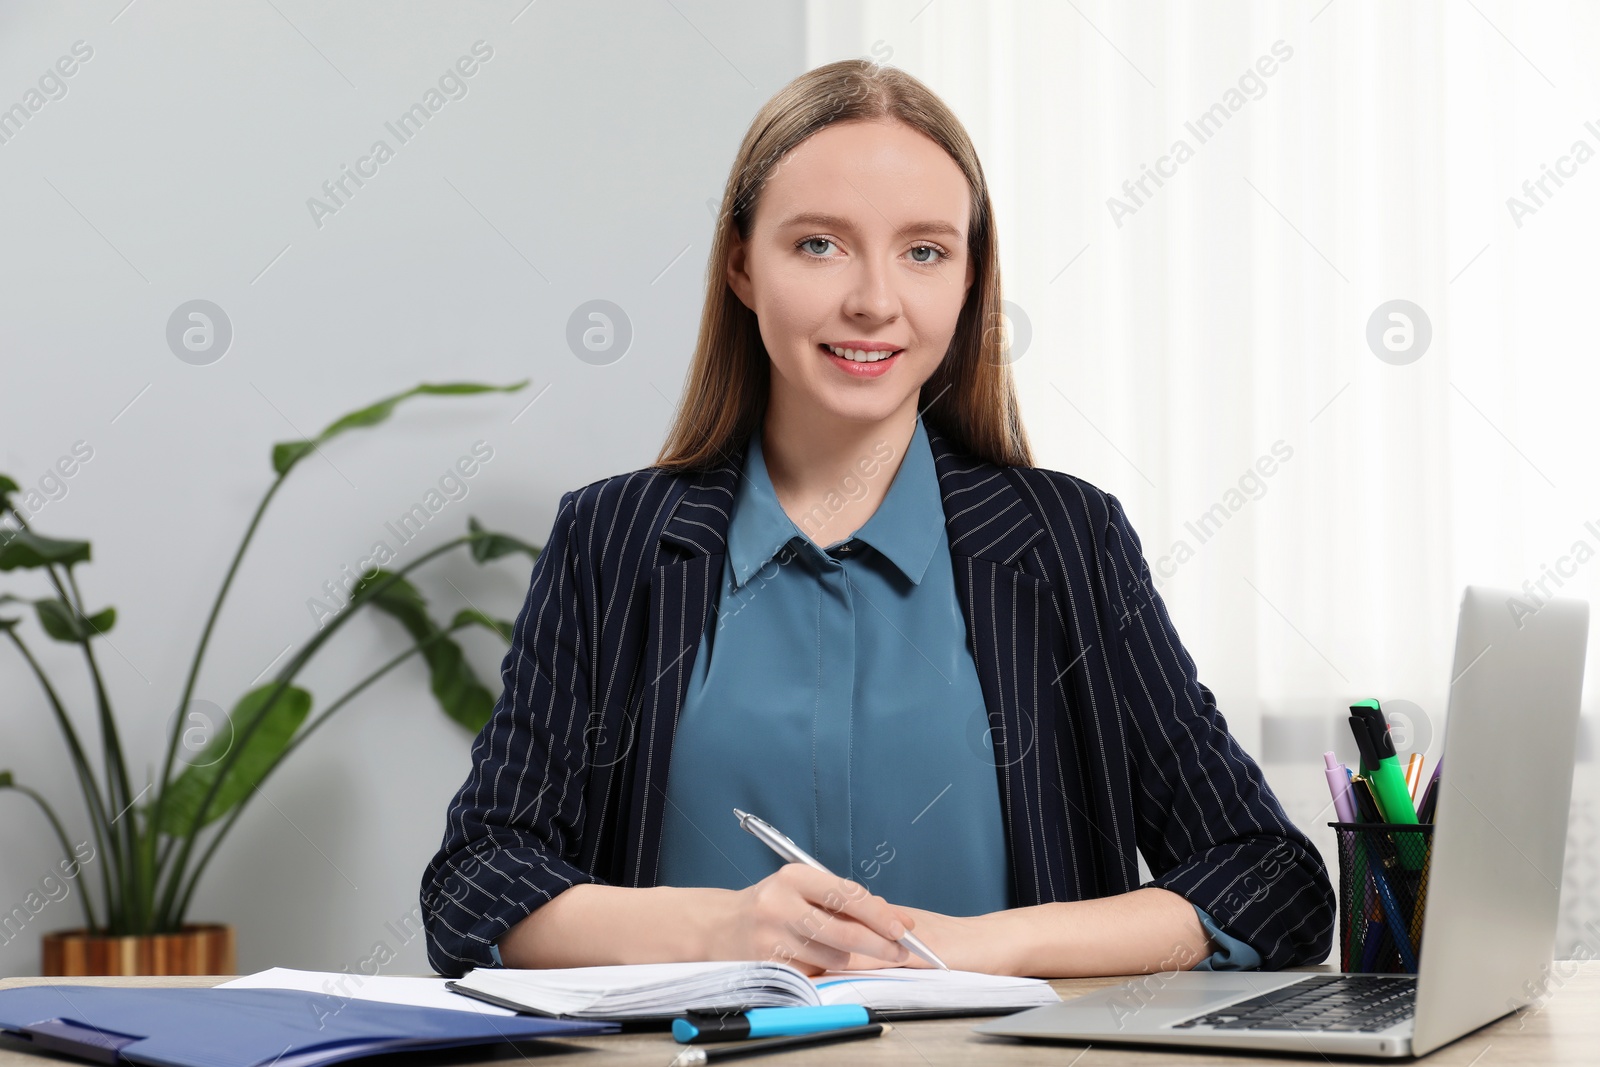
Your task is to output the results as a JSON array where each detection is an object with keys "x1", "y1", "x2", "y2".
[{"x1": 653, "y1": 59, "x2": 1032, "y2": 472}]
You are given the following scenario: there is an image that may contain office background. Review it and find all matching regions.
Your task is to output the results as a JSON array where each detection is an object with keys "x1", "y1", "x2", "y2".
[{"x1": 2, "y1": 0, "x2": 1595, "y2": 978}]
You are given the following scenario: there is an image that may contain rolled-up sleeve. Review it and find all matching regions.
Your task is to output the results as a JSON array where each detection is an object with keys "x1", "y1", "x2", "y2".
[
  {"x1": 1193, "y1": 906, "x2": 1263, "y2": 970},
  {"x1": 1102, "y1": 493, "x2": 1335, "y2": 970},
  {"x1": 420, "y1": 488, "x2": 606, "y2": 977}
]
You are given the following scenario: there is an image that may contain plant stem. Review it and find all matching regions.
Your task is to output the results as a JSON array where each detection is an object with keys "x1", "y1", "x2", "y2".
[
  {"x1": 32, "y1": 551, "x2": 131, "y2": 931},
  {"x1": 152, "y1": 532, "x2": 480, "y2": 927},
  {"x1": 62, "y1": 565, "x2": 142, "y2": 933},
  {"x1": 1, "y1": 782, "x2": 101, "y2": 931},
  {"x1": 147, "y1": 475, "x2": 289, "y2": 932},
  {"x1": 2, "y1": 504, "x2": 124, "y2": 929},
  {"x1": 62, "y1": 566, "x2": 144, "y2": 934},
  {"x1": 154, "y1": 535, "x2": 464, "y2": 880},
  {"x1": 4, "y1": 628, "x2": 118, "y2": 933},
  {"x1": 165, "y1": 619, "x2": 475, "y2": 925}
]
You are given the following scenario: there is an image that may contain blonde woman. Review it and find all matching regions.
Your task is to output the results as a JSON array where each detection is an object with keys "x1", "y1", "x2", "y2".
[{"x1": 421, "y1": 60, "x2": 1334, "y2": 979}]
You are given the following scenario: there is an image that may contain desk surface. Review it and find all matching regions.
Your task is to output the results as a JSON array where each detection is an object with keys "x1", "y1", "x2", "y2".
[{"x1": 3, "y1": 965, "x2": 1597, "y2": 1065}]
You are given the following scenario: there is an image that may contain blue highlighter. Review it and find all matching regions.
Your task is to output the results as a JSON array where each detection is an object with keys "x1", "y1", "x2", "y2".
[{"x1": 674, "y1": 1005, "x2": 872, "y2": 1043}]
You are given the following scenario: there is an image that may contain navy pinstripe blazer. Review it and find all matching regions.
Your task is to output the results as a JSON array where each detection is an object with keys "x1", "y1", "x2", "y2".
[{"x1": 420, "y1": 424, "x2": 1335, "y2": 977}]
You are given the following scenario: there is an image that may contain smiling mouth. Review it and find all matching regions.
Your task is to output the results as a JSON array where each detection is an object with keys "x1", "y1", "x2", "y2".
[{"x1": 819, "y1": 343, "x2": 904, "y2": 364}]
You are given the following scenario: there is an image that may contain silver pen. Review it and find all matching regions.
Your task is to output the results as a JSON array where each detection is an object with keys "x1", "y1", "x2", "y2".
[{"x1": 732, "y1": 807, "x2": 950, "y2": 970}]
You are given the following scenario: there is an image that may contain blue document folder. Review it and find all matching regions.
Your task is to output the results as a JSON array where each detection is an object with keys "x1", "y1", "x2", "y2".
[{"x1": 0, "y1": 984, "x2": 616, "y2": 1067}]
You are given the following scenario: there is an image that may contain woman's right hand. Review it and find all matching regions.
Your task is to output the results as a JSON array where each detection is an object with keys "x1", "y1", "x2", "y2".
[{"x1": 709, "y1": 863, "x2": 919, "y2": 976}]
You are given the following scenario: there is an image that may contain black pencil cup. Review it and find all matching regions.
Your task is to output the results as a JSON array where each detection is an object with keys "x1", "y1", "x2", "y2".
[{"x1": 1328, "y1": 822, "x2": 1435, "y2": 974}]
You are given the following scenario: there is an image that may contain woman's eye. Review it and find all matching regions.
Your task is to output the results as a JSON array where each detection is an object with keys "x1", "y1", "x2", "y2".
[{"x1": 797, "y1": 237, "x2": 949, "y2": 265}]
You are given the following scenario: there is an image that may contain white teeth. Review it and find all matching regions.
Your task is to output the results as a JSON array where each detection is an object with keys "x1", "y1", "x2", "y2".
[{"x1": 826, "y1": 344, "x2": 898, "y2": 363}]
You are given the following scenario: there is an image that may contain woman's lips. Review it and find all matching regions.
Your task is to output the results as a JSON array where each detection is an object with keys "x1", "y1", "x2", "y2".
[{"x1": 819, "y1": 343, "x2": 902, "y2": 378}]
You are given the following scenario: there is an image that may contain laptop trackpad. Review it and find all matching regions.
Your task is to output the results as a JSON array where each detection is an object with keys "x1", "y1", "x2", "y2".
[
  {"x1": 1072, "y1": 980, "x2": 1260, "y2": 1025},
  {"x1": 1120, "y1": 988, "x2": 1254, "y2": 1013},
  {"x1": 977, "y1": 975, "x2": 1281, "y2": 1036}
]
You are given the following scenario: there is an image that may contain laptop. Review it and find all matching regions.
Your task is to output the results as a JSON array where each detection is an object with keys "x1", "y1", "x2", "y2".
[{"x1": 973, "y1": 584, "x2": 1590, "y2": 1058}]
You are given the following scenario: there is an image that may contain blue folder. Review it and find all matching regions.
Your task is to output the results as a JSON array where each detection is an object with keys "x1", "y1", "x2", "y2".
[{"x1": 0, "y1": 984, "x2": 617, "y2": 1067}]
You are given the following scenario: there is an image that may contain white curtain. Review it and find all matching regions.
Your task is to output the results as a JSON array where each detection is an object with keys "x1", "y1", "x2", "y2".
[{"x1": 807, "y1": 0, "x2": 1600, "y2": 957}]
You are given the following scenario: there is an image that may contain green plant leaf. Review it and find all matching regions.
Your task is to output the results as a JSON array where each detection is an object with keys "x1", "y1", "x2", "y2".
[
  {"x1": 466, "y1": 516, "x2": 541, "y2": 563},
  {"x1": 356, "y1": 570, "x2": 495, "y2": 732},
  {"x1": 0, "y1": 529, "x2": 91, "y2": 571},
  {"x1": 157, "y1": 683, "x2": 313, "y2": 835},
  {"x1": 270, "y1": 381, "x2": 529, "y2": 476},
  {"x1": 34, "y1": 599, "x2": 116, "y2": 642},
  {"x1": 0, "y1": 474, "x2": 18, "y2": 512},
  {"x1": 0, "y1": 770, "x2": 13, "y2": 787},
  {"x1": 451, "y1": 607, "x2": 515, "y2": 643}
]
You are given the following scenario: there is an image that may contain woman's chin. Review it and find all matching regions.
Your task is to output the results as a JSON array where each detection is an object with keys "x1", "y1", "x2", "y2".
[{"x1": 788, "y1": 390, "x2": 919, "y2": 428}]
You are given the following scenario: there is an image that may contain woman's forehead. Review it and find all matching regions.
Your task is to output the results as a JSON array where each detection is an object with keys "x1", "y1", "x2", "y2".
[{"x1": 756, "y1": 121, "x2": 970, "y2": 237}]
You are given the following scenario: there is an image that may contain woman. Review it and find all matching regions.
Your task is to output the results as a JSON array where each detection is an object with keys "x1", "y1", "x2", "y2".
[{"x1": 420, "y1": 59, "x2": 1333, "y2": 979}]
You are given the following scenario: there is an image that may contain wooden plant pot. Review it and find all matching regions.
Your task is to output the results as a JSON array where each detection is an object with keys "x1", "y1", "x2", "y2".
[{"x1": 40, "y1": 922, "x2": 236, "y2": 976}]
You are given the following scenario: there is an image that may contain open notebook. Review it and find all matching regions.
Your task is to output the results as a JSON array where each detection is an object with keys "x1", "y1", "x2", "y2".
[{"x1": 446, "y1": 961, "x2": 1061, "y2": 1020}]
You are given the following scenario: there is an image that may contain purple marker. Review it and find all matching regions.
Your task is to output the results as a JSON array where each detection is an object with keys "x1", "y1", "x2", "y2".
[{"x1": 1325, "y1": 751, "x2": 1357, "y2": 823}]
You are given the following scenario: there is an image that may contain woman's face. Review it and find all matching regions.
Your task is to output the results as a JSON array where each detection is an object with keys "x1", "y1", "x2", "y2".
[{"x1": 727, "y1": 118, "x2": 976, "y2": 430}]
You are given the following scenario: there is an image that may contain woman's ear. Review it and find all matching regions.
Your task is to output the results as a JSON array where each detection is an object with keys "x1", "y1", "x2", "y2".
[{"x1": 725, "y1": 228, "x2": 755, "y2": 311}]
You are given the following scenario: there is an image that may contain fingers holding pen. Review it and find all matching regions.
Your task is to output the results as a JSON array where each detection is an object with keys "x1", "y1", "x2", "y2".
[
  {"x1": 784, "y1": 864, "x2": 917, "y2": 964},
  {"x1": 764, "y1": 865, "x2": 902, "y2": 966},
  {"x1": 728, "y1": 810, "x2": 921, "y2": 971},
  {"x1": 727, "y1": 864, "x2": 916, "y2": 972}
]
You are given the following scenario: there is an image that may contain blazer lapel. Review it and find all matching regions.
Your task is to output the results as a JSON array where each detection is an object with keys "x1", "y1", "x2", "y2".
[
  {"x1": 625, "y1": 426, "x2": 1078, "y2": 908},
  {"x1": 623, "y1": 441, "x2": 745, "y2": 886},
  {"x1": 926, "y1": 427, "x2": 1083, "y2": 907}
]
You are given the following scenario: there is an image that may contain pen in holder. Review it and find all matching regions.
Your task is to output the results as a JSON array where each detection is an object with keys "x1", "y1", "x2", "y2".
[{"x1": 1328, "y1": 821, "x2": 1434, "y2": 974}]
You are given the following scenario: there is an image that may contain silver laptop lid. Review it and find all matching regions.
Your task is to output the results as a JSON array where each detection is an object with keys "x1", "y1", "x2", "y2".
[{"x1": 1411, "y1": 585, "x2": 1589, "y2": 1056}]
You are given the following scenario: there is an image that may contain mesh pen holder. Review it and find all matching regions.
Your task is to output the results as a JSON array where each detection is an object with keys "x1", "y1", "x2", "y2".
[{"x1": 1329, "y1": 822, "x2": 1434, "y2": 974}]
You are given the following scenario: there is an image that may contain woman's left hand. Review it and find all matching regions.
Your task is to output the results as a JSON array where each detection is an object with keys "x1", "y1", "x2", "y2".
[{"x1": 827, "y1": 904, "x2": 1018, "y2": 975}]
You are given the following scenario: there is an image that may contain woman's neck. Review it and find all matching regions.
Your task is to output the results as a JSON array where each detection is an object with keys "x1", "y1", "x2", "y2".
[{"x1": 758, "y1": 402, "x2": 919, "y2": 548}]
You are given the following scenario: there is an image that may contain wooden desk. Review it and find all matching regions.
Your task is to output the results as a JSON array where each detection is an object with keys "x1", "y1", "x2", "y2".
[{"x1": 3, "y1": 965, "x2": 1598, "y2": 1064}]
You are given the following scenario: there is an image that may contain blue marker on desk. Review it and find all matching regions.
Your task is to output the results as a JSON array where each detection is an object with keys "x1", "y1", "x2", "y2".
[
  {"x1": 674, "y1": 1002, "x2": 991, "y2": 1043},
  {"x1": 674, "y1": 1006, "x2": 871, "y2": 1043}
]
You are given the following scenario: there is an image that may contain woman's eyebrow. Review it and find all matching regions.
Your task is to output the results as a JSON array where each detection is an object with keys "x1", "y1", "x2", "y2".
[{"x1": 776, "y1": 210, "x2": 963, "y2": 240}]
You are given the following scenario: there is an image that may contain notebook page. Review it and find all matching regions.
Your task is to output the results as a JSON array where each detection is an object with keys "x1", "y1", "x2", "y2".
[
  {"x1": 455, "y1": 960, "x2": 819, "y2": 1016},
  {"x1": 809, "y1": 967, "x2": 1061, "y2": 1010},
  {"x1": 218, "y1": 967, "x2": 519, "y2": 1016}
]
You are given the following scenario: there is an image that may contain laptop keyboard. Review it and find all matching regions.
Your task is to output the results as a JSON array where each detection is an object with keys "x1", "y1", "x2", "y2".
[{"x1": 1170, "y1": 974, "x2": 1416, "y2": 1033}]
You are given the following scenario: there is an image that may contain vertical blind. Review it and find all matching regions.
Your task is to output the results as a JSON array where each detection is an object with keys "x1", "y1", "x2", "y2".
[{"x1": 807, "y1": 0, "x2": 1600, "y2": 960}]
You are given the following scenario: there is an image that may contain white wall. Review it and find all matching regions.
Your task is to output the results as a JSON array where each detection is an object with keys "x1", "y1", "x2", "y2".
[{"x1": 0, "y1": 0, "x2": 805, "y2": 977}]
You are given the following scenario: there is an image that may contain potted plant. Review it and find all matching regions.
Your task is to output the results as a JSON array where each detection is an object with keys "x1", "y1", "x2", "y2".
[{"x1": 0, "y1": 381, "x2": 540, "y2": 975}]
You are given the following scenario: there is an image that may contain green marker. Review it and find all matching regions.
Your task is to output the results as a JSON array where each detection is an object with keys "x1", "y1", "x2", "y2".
[
  {"x1": 1350, "y1": 701, "x2": 1418, "y2": 823},
  {"x1": 1350, "y1": 700, "x2": 1423, "y2": 870},
  {"x1": 1349, "y1": 698, "x2": 1383, "y2": 771}
]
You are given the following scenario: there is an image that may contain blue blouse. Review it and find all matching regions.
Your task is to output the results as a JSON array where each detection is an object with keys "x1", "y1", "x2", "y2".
[
  {"x1": 656, "y1": 415, "x2": 1013, "y2": 916},
  {"x1": 489, "y1": 415, "x2": 1260, "y2": 971}
]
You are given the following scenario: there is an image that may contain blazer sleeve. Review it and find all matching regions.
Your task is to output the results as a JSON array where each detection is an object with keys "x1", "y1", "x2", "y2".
[
  {"x1": 420, "y1": 488, "x2": 605, "y2": 977},
  {"x1": 1100, "y1": 492, "x2": 1335, "y2": 970}
]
